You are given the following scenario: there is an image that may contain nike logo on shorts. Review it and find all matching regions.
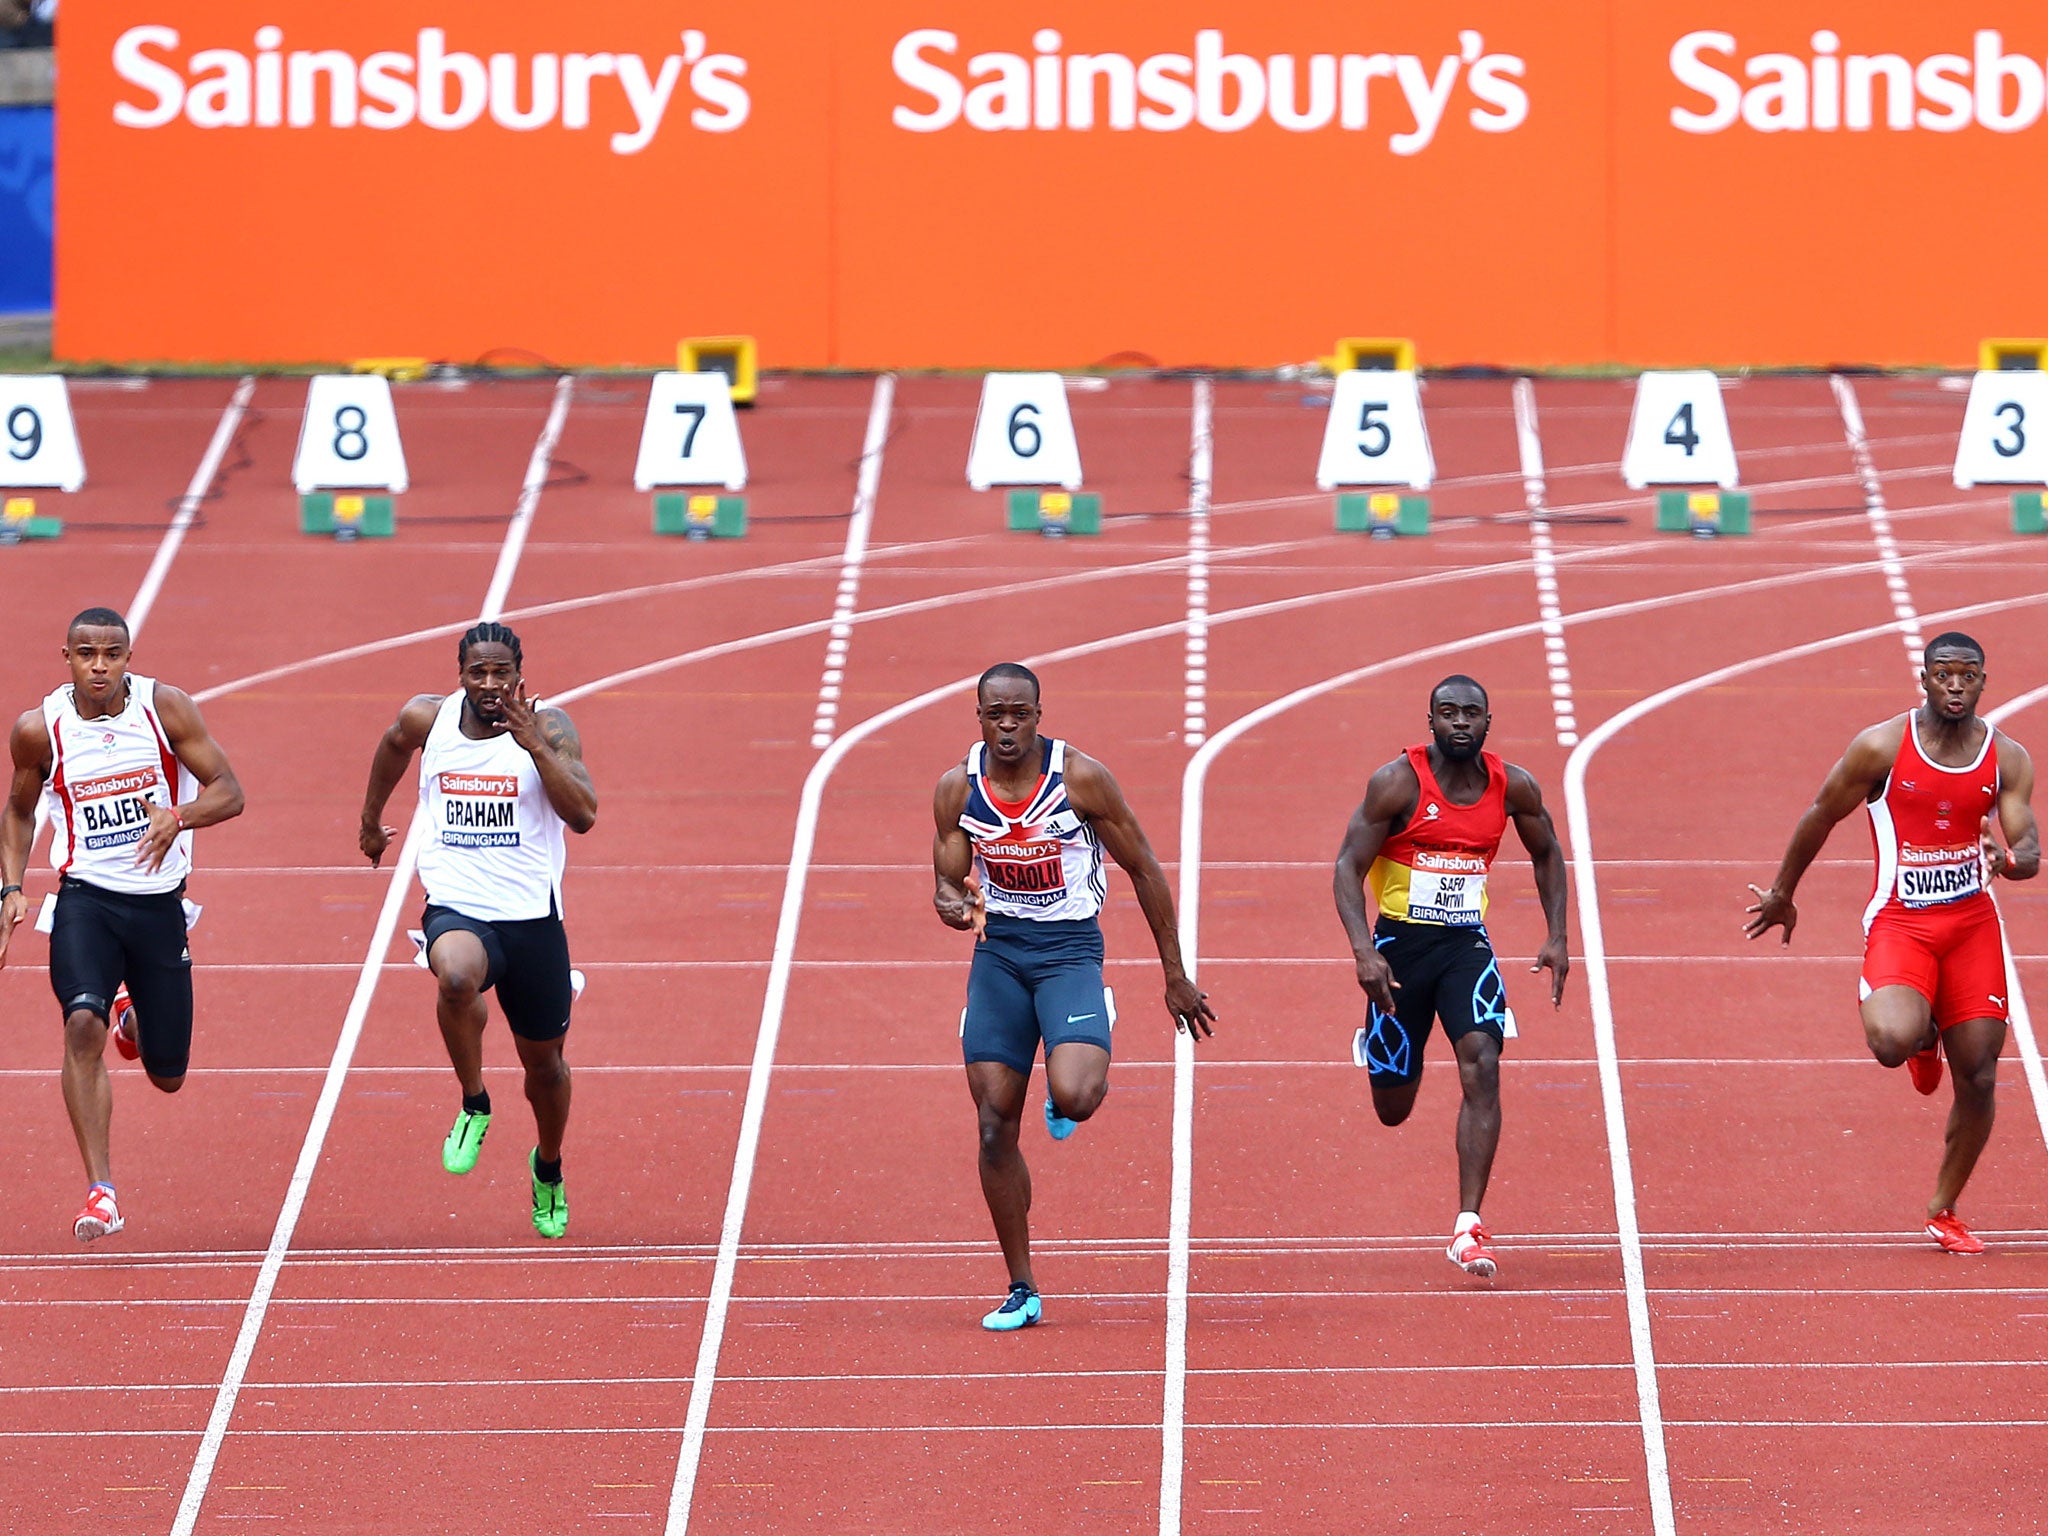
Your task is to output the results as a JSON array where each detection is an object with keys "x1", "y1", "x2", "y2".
[{"x1": 1066, "y1": 1012, "x2": 1096, "y2": 1024}]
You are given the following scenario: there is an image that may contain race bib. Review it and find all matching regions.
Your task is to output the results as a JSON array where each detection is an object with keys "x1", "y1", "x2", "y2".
[
  {"x1": 1896, "y1": 842, "x2": 1982, "y2": 907},
  {"x1": 1407, "y1": 849, "x2": 1488, "y2": 926},
  {"x1": 70, "y1": 768, "x2": 162, "y2": 853},
  {"x1": 978, "y1": 837, "x2": 1067, "y2": 908},
  {"x1": 438, "y1": 771, "x2": 521, "y2": 849}
]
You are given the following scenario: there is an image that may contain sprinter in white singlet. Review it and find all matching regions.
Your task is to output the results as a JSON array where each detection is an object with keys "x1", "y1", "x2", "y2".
[
  {"x1": 932, "y1": 663, "x2": 1216, "y2": 1331},
  {"x1": 359, "y1": 622, "x2": 597, "y2": 1239},
  {"x1": 1, "y1": 607, "x2": 245, "y2": 1242}
]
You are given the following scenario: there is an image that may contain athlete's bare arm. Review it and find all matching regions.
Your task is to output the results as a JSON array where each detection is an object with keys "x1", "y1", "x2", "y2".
[
  {"x1": 931, "y1": 765, "x2": 983, "y2": 935},
  {"x1": 132, "y1": 685, "x2": 245, "y2": 874},
  {"x1": 359, "y1": 694, "x2": 442, "y2": 868},
  {"x1": 1506, "y1": 765, "x2": 1571, "y2": 1007},
  {"x1": 1062, "y1": 750, "x2": 1214, "y2": 1038},
  {"x1": 1332, "y1": 756, "x2": 1420, "y2": 1013},
  {"x1": 494, "y1": 685, "x2": 597, "y2": 833},
  {"x1": 0, "y1": 709, "x2": 53, "y2": 966},
  {"x1": 1746, "y1": 717, "x2": 1906, "y2": 944},
  {"x1": 1986, "y1": 732, "x2": 2040, "y2": 882}
]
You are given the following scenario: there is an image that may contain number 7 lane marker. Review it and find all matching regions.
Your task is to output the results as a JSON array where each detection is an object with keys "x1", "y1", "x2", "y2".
[{"x1": 169, "y1": 375, "x2": 574, "y2": 1536}]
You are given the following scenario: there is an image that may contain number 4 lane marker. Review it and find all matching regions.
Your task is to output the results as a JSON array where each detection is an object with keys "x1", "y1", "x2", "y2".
[{"x1": 1623, "y1": 371, "x2": 1737, "y2": 490}]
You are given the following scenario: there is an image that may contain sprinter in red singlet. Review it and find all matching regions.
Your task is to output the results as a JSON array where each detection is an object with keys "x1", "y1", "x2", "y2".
[
  {"x1": 1333, "y1": 675, "x2": 1570, "y2": 1281},
  {"x1": 1747, "y1": 632, "x2": 2039, "y2": 1254}
]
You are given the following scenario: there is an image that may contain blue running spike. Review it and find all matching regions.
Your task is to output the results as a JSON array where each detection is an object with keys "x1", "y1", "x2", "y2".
[
  {"x1": 981, "y1": 1283, "x2": 1043, "y2": 1331},
  {"x1": 1044, "y1": 1096, "x2": 1078, "y2": 1141}
]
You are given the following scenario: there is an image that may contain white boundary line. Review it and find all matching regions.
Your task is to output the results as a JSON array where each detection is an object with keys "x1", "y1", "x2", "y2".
[
  {"x1": 810, "y1": 375, "x2": 894, "y2": 748},
  {"x1": 1564, "y1": 588, "x2": 2048, "y2": 1536},
  {"x1": 1515, "y1": 377, "x2": 1580, "y2": 746},
  {"x1": 1984, "y1": 685, "x2": 2048, "y2": 1160},
  {"x1": 1832, "y1": 374, "x2": 1924, "y2": 682},
  {"x1": 1183, "y1": 378, "x2": 1213, "y2": 746},
  {"x1": 129, "y1": 376, "x2": 257, "y2": 637},
  {"x1": 168, "y1": 373, "x2": 575, "y2": 1536}
]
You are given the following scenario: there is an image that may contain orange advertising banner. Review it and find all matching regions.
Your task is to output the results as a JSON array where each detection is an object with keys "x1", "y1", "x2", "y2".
[{"x1": 54, "y1": 3, "x2": 2048, "y2": 370}]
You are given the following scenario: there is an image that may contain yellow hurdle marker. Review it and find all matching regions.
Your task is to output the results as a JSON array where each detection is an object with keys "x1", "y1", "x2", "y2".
[{"x1": 677, "y1": 336, "x2": 758, "y2": 405}]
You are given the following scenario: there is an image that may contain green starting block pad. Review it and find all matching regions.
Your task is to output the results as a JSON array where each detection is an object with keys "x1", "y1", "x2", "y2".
[
  {"x1": 2013, "y1": 491, "x2": 2048, "y2": 533},
  {"x1": 1335, "y1": 491, "x2": 1430, "y2": 537},
  {"x1": 301, "y1": 491, "x2": 395, "y2": 539},
  {"x1": 654, "y1": 491, "x2": 747, "y2": 538},
  {"x1": 1006, "y1": 488, "x2": 1101, "y2": 536},
  {"x1": 0, "y1": 495, "x2": 62, "y2": 543},
  {"x1": 1655, "y1": 488, "x2": 1751, "y2": 536}
]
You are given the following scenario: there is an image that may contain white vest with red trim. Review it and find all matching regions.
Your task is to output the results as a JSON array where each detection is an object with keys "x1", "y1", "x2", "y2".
[
  {"x1": 959, "y1": 738, "x2": 1107, "y2": 923},
  {"x1": 416, "y1": 692, "x2": 568, "y2": 922},
  {"x1": 43, "y1": 673, "x2": 197, "y2": 896}
]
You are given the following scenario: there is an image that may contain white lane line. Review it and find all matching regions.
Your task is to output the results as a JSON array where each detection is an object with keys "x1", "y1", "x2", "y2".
[
  {"x1": 1183, "y1": 378, "x2": 1213, "y2": 746},
  {"x1": 129, "y1": 376, "x2": 257, "y2": 637},
  {"x1": 168, "y1": 373, "x2": 575, "y2": 1536},
  {"x1": 1833, "y1": 374, "x2": 1925, "y2": 682},
  {"x1": 810, "y1": 376, "x2": 895, "y2": 748},
  {"x1": 1565, "y1": 591, "x2": 2048, "y2": 1536},
  {"x1": 1515, "y1": 377, "x2": 1579, "y2": 746},
  {"x1": 1984, "y1": 688, "x2": 2048, "y2": 1162}
]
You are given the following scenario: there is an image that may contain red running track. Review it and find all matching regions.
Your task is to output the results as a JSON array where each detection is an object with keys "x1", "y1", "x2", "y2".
[{"x1": 0, "y1": 371, "x2": 2044, "y2": 1536}]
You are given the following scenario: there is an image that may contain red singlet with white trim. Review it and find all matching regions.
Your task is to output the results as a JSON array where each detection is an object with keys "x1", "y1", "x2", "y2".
[{"x1": 1862, "y1": 713, "x2": 1999, "y2": 932}]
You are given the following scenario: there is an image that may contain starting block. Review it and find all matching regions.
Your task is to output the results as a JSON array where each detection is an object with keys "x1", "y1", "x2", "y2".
[
  {"x1": 1327, "y1": 337, "x2": 1417, "y2": 374},
  {"x1": 1006, "y1": 488, "x2": 1101, "y2": 536},
  {"x1": 654, "y1": 491, "x2": 748, "y2": 539},
  {"x1": 1981, "y1": 339, "x2": 2048, "y2": 372},
  {"x1": 2013, "y1": 492, "x2": 2048, "y2": 533},
  {"x1": 677, "y1": 336, "x2": 758, "y2": 406},
  {"x1": 1336, "y1": 491, "x2": 1429, "y2": 537},
  {"x1": 300, "y1": 491, "x2": 394, "y2": 539},
  {"x1": 0, "y1": 494, "x2": 61, "y2": 543},
  {"x1": 1655, "y1": 488, "x2": 1751, "y2": 536}
]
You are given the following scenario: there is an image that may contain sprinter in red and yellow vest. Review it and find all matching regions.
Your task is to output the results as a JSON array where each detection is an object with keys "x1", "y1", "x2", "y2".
[
  {"x1": 1333, "y1": 675, "x2": 1570, "y2": 1283},
  {"x1": 1747, "y1": 632, "x2": 2040, "y2": 1256}
]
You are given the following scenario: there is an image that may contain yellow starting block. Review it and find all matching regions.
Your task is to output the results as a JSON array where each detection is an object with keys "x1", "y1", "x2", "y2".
[
  {"x1": 1335, "y1": 490, "x2": 1429, "y2": 537},
  {"x1": 350, "y1": 357, "x2": 433, "y2": 382},
  {"x1": 0, "y1": 494, "x2": 62, "y2": 543},
  {"x1": 1981, "y1": 338, "x2": 2048, "y2": 372},
  {"x1": 1006, "y1": 488, "x2": 1101, "y2": 536},
  {"x1": 1655, "y1": 488, "x2": 1751, "y2": 536},
  {"x1": 1327, "y1": 337, "x2": 1417, "y2": 374},
  {"x1": 654, "y1": 491, "x2": 748, "y2": 538},
  {"x1": 300, "y1": 491, "x2": 395, "y2": 539},
  {"x1": 677, "y1": 336, "x2": 758, "y2": 406}
]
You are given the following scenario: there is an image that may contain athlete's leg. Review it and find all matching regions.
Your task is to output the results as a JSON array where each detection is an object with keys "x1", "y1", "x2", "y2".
[
  {"x1": 1929, "y1": 1014, "x2": 2005, "y2": 1216},
  {"x1": 1370, "y1": 1078, "x2": 1421, "y2": 1126},
  {"x1": 1453, "y1": 1030, "x2": 1502, "y2": 1213},
  {"x1": 514, "y1": 1033, "x2": 570, "y2": 1164},
  {"x1": 968, "y1": 1060, "x2": 1034, "y2": 1288},
  {"x1": 60, "y1": 1006, "x2": 114, "y2": 1185},
  {"x1": 1860, "y1": 984, "x2": 1935, "y2": 1067},
  {"x1": 428, "y1": 930, "x2": 492, "y2": 1097},
  {"x1": 1044, "y1": 1042, "x2": 1110, "y2": 1123}
]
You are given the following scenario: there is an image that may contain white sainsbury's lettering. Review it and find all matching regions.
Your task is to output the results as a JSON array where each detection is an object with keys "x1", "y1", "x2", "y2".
[
  {"x1": 111, "y1": 25, "x2": 749, "y2": 152},
  {"x1": 891, "y1": 27, "x2": 1527, "y2": 152},
  {"x1": 1672, "y1": 29, "x2": 2048, "y2": 133}
]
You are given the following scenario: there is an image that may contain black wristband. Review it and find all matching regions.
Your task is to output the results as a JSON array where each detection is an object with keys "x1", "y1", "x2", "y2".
[{"x1": 0, "y1": 884, "x2": 21, "y2": 898}]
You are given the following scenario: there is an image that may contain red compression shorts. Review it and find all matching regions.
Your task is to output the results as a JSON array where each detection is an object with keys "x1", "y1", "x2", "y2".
[{"x1": 1861, "y1": 897, "x2": 2010, "y2": 1028}]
